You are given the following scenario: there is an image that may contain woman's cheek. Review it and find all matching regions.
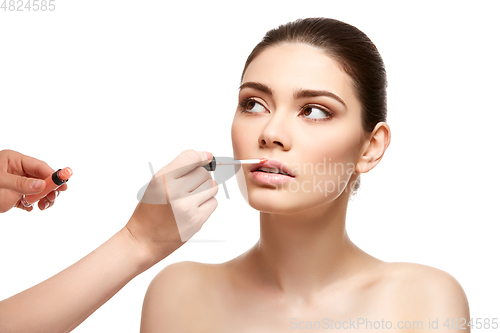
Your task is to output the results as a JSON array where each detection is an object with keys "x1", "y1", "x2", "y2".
[
  {"x1": 298, "y1": 140, "x2": 359, "y2": 198},
  {"x1": 231, "y1": 120, "x2": 247, "y2": 159}
]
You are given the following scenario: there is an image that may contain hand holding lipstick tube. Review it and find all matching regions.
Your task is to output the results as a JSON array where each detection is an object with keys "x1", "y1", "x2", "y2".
[
  {"x1": 21, "y1": 167, "x2": 73, "y2": 207},
  {"x1": 0, "y1": 150, "x2": 70, "y2": 212}
]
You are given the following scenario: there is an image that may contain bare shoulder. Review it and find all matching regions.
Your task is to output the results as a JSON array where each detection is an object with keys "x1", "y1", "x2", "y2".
[
  {"x1": 381, "y1": 262, "x2": 470, "y2": 325},
  {"x1": 383, "y1": 262, "x2": 469, "y2": 302},
  {"x1": 140, "y1": 261, "x2": 224, "y2": 333},
  {"x1": 148, "y1": 261, "x2": 213, "y2": 289}
]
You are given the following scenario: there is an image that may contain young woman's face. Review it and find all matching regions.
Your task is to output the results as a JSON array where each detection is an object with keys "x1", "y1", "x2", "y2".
[{"x1": 231, "y1": 43, "x2": 367, "y2": 214}]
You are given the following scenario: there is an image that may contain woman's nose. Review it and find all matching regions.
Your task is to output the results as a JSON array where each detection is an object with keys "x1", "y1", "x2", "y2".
[{"x1": 258, "y1": 111, "x2": 291, "y2": 150}]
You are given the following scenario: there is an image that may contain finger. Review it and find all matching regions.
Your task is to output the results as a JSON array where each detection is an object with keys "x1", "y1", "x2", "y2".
[
  {"x1": 139, "y1": 151, "x2": 211, "y2": 204},
  {"x1": 0, "y1": 172, "x2": 47, "y2": 195},
  {"x1": 45, "y1": 190, "x2": 59, "y2": 202},
  {"x1": 15, "y1": 200, "x2": 33, "y2": 212},
  {"x1": 161, "y1": 150, "x2": 212, "y2": 180},
  {"x1": 44, "y1": 191, "x2": 59, "y2": 210},
  {"x1": 19, "y1": 154, "x2": 55, "y2": 180},
  {"x1": 191, "y1": 178, "x2": 218, "y2": 197},
  {"x1": 190, "y1": 179, "x2": 219, "y2": 208},
  {"x1": 198, "y1": 196, "x2": 218, "y2": 219},
  {"x1": 171, "y1": 166, "x2": 212, "y2": 195},
  {"x1": 38, "y1": 197, "x2": 51, "y2": 210}
]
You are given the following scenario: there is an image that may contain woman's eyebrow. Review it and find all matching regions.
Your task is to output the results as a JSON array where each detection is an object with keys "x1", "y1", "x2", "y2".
[
  {"x1": 294, "y1": 89, "x2": 347, "y2": 110},
  {"x1": 239, "y1": 82, "x2": 347, "y2": 110},
  {"x1": 239, "y1": 82, "x2": 273, "y2": 95}
]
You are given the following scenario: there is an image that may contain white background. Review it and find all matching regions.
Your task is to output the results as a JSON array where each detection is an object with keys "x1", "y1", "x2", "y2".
[{"x1": 1, "y1": 0, "x2": 499, "y2": 331}]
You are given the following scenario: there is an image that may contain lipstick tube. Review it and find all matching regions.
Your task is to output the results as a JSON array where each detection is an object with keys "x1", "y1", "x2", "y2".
[{"x1": 21, "y1": 167, "x2": 73, "y2": 207}]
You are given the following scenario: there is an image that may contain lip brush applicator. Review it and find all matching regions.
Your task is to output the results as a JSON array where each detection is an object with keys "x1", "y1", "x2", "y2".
[{"x1": 203, "y1": 157, "x2": 267, "y2": 171}]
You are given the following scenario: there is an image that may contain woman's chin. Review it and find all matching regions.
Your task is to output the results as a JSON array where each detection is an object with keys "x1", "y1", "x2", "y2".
[
  {"x1": 244, "y1": 189, "x2": 314, "y2": 215},
  {"x1": 235, "y1": 171, "x2": 343, "y2": 214}
]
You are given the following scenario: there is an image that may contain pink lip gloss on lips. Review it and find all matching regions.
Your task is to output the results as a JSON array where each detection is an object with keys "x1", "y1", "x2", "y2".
[
  {"x1": 20, "y1": 167, "x2": 73, "y2": 207},
  {"x1": 250, "y1": 159, "x2": 296, "y2": 185},
  {"x1": 250, "y1": 170, "x2": 295, "y2": 185},
  {"x1": 250, "y1": 166, "x2": 295, "y2": 185}
]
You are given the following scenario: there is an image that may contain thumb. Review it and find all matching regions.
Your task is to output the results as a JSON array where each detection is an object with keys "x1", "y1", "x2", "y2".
[{"x1": 0, "y1": 172, "x2": 46, "y2": 195}]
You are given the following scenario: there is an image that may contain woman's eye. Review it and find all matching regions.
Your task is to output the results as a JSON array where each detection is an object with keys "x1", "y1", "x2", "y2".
[
  {"x1": 240, "y1": 99, "x2": 266, "y2": 113},
  {"x1": 301, "y1": 105, "x2": 332, "y2": 120}
]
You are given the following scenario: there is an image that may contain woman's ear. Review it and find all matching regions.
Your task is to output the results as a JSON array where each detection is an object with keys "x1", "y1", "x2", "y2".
[{"x1": 355, "y1": 122, "x2": 391, "y2": 174}]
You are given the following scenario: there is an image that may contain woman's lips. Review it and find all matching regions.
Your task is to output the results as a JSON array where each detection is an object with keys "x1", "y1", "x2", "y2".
[
  {"x1": 249, "y1": 158, "x2": 296, "y2": 185},
  {"x1": 249, "y1": 159, "x2": 296, "y2": 177},
  {"x1": 250, "y1": 170, "x2": 295, "y2": 185}
]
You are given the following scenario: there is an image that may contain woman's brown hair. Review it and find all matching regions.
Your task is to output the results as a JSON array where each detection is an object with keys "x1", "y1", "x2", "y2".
[{"x1": 241, "y1": 17, "x2": 387, "y2": 133}]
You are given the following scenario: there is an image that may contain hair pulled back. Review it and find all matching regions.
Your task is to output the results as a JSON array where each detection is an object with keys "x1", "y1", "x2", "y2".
[{"x1": 241, "y1": 17, "x2": 387, "y2": 134}]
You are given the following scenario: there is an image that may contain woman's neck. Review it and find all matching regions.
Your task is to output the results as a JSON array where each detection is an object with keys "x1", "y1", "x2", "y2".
[{"x1": 248, "y1": 195, "x2": 377, "y2": 301}]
